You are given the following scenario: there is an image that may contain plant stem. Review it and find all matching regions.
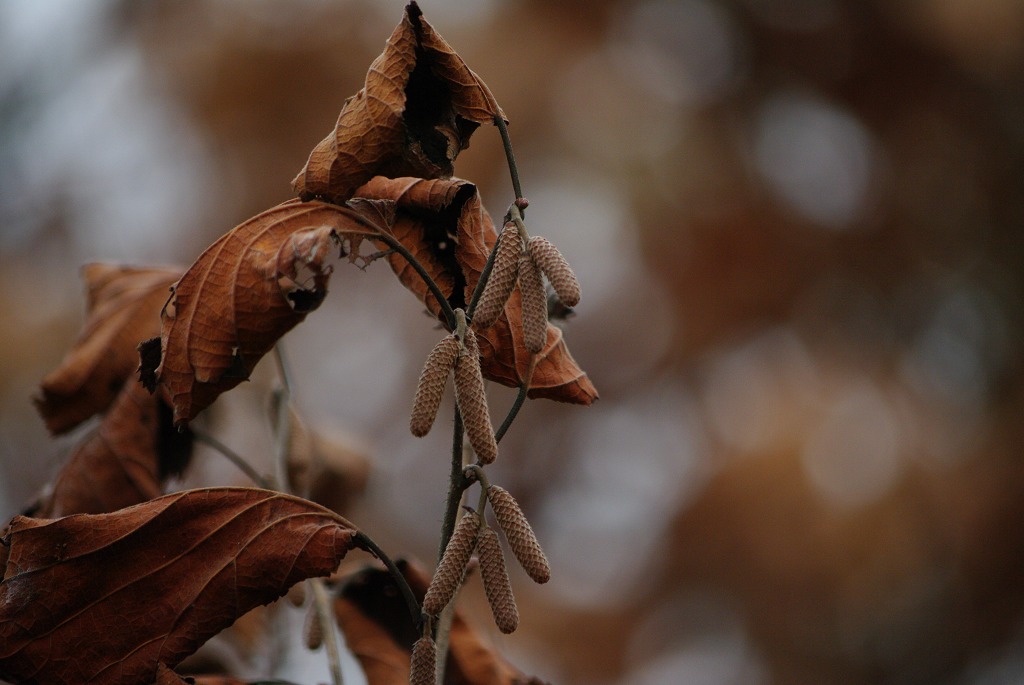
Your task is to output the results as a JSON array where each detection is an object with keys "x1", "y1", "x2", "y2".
[
  {"x1": 494, "y1": 115, "x2": 523, "y2": 203},
  {"x1": 466, "y1": 231, "x2": 502, "y2": 319},
  {"x1": 309, "y1": 578, "x2": 345, "y2": 685},
  {"x1": 495, "y1": 377, "x2": 530, "y2": 443},
  {"x1": 192, "y1": 431, "x2": 271, "y2": 488},
  {"x1": 437, "y1": 409, "x2": 471, "y2": 562},
  {"x1": 353, "y1": 532, "x2": 421, "y2": 627},
  {"x1": 370, "y1": 231, "x2": 458, "y2": 331}
]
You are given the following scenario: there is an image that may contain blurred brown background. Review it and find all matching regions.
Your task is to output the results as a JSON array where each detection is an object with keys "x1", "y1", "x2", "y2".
[{"x1": 2, "y1": 1, "x2": 1024, "y2": 684}]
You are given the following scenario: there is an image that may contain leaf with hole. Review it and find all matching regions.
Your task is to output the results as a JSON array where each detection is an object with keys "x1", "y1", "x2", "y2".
[
  {"x1": 141, "y1": 198, "x2": 394, "y2": 427},
  {"x1": 292, "y1": 2, "x2": 505, "y2": 204}
]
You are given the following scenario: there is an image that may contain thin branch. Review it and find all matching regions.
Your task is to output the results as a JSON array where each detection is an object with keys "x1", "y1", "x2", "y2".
[
  {"x1": 309, "y1": 578, "x2": 345, "y2": 685},
  {"x1": 192, "y1": 431, "x2": 271, "y2": 488},
  {"x1": 466, "y1": 234, "x2": 503, "y2": 320},
  {"x1": 437, "y1": 409, "x2": 471, "y2": 562},
  {"x1": 273, "y1": 344, "x2": 294, "y2": 397},
  {"x1": 370, "y1": 230, "x2": 458, "y2": 331},
  {"x1": 494, "y1": 115, "x2": 523, "y2": 203},
  {"x1": 495, "y1": 379, "x2": 529, "y2": 444}
]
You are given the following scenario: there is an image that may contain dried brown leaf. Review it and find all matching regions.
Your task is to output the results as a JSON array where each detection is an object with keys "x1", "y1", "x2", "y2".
[
  {"x1": 35, "y1": 264, "x2": 181, "y2": 434},
  {"x1": 0, "y1": 487, "x2": 357, "y2": 685},
  {"x1": 334, "y1": 560, "x2": 548, "y2": 685},
  {"x1": 142, "y1": 198, "x2": 394, "y2": 427},
  {"x1": 292, "y1": 2, "x2": 505, "y2": 204},
  {"x1": 354, "y1": 176, "x2": 598, "y2": 405},
  {"x1": 33, "y1": 379, "x2": 192, "y2": 519}
]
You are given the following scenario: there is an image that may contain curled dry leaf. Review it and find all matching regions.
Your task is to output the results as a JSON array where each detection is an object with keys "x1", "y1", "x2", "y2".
[
  {"x1": 292, "y1": 2, "x2": 505, "y2": 204},
  {"x1": 32, "y1": 379, "x2": 192, "y2": 519},
  {"x1": 354, "y1": 176, "x2": 598, "y2": 405},
  {"x1": 35, "y1": 264, "x2": 181, "y2": 434},
  {"x1": 334, "y1": 560, "x2": 549, "y2": 685},
  {"x1": 0, "y1": 487, "x2": 358, "y2": 685},
  {"x1": 142, "y1": 198, "x2": 394, "y2": 427}
]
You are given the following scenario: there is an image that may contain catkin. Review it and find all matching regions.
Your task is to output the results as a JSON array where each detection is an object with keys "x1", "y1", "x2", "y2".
[
  {"x1": 487, "y1": 485, "x2": 551, "y2": 584},
  {"x1": 528, "y1": 235, "x2": 581, "y2": 307},
  {"x1": 303, "y1": 605, "x2": 323, "y2": 650},
  {"x1": 518, "y1": 253, "x2": 548, "y2": 354},
  {"x1": 473, "y1": 222, "x2": 522, "y2": 330},
  {"x1": 285, "y1": 582, "x2": 307, "y2": 607},
  {"x1": 454, "y1": 329, "x2": 498, "y2": 464},
  {"x1": 423, "y1": 512, "x2": 481, "y2": 615},
  {"x1": 477, "y1": 526, "x2": 519, "y2": 634},
  {"x1": 409, "y1": 636, "x2": 436, "y2": 685},
  {"x1": 410, "y1": 333, "x2": 460, "y2": 437}
]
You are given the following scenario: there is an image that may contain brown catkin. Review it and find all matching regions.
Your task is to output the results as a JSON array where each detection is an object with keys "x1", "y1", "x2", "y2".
[
  {"x1": 285, "y1": 582, "x2": 307, "y2": 607},
  {"x1": 518, "y1": 253, "x2": 548, "y2": 353},
  {"x1": 303, "y1": 606, "x2": 323, "y2": 650},
  {"x1": 477, "y1": 526, "x2": 519, "y2": 634},
  {"x1": 423, "y1": 511, "x2": 481, "y2": 615},
  {"x1": 409, "y1": 636, "x2": 436, "y2": 685},
  {"x1": 528, "y1": 235, "x2": 581, "y2": 307},
  {"x1": 473, "y1": 222, "x2": 522, "y2": 330},
  {"x1": 487, "y1": 485, "x2": 551, "y2": 584},
  {"x1": 453, "y1": 329, "x2": 498, "y2": 464},
  {"x1": 410, "y1": 333, "x2": 460, "y2": 437}
]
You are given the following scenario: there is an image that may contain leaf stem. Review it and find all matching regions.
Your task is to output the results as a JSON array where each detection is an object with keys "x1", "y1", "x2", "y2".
[
  {"x1": 354, "y1": 531, "x2": 421, "y2": 627},
  {"x1": 370, "y1": 230, "x2": 458, "y2": 331},
  {"x1": 192, "y1": 431, "x2": 271, "y2": 488}
]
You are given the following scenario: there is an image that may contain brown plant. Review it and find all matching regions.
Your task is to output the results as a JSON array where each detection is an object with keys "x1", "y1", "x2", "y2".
[{"x1": 5, "y1": 4, "x2": 593, "y2": 684}]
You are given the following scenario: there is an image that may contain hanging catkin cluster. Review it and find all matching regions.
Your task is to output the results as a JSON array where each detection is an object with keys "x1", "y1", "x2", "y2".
[
  {"x1": 471, "y1": 218, "x2": 581, "y2": 357},
  {"x1": 409, "y1": 317, "x2": 498, "y2": 464},
  {"x1": 421, "y1": 482, "x2": 550, "y2": 641}
]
